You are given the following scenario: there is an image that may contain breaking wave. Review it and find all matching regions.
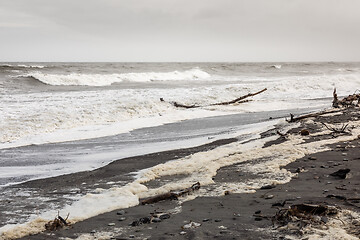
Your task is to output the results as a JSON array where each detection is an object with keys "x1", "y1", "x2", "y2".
[
  {"x1": 20, "y1": 68, "x2": 211, "y2": 86},
  {"x1": 0, "y1": 64, "x2": 45, "y2": 69}
]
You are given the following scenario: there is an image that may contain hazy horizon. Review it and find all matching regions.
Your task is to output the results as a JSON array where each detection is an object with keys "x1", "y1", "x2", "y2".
[{"x1": 1, "y1": 0, "x2": 360, "y2": 62}]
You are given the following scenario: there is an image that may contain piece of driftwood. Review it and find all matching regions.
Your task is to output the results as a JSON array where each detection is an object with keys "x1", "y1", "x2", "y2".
[
  {"x1": 333, "y1": 88, "x2": 360, "y2": 108},
  {"x1": 45, "y1": 212, "x2": 70, "y2": 231},
  {"x1": 140, "y1": 182, "x2": 200, "y2": 205},
  {"x1": 163, "y1": 88, "x2": 267, "y2": 109},
  {"x1": 273, "y1": 203, "x2": 338, "y2": 232},
  {"x1": 211, "y1": 88, "x2": 267, "y2": 106},
  {"x1": 321, "y1": 122, "x2": 349, "y2": 134},
  {"x1": 286, "y1": 108, "x2": 343, "y2": 123}
]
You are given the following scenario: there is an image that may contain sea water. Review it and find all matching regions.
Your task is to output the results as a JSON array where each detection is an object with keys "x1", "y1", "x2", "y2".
[{"x1": 1, "y1": 62, "x2": 360, "y2": 238}]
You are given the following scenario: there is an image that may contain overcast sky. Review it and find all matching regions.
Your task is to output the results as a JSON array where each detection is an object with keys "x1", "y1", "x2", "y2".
[{"x1": 1, "y1": 0, "x2": 359, "y2": 62}]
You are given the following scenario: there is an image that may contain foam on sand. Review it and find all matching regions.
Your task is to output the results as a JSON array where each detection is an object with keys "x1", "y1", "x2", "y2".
[{"x1": 2, "y1": 120, "x2": 360, "y2": 239}]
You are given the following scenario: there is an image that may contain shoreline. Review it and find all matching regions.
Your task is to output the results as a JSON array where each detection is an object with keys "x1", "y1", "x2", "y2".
[{"x1": 2, "y1": 108, "x2": 360, "y2": 240}]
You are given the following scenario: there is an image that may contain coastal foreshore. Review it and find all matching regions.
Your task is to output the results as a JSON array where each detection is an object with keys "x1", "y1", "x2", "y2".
[{"x1": 3, "y1": 108, "x2": 360, "y2": 240}]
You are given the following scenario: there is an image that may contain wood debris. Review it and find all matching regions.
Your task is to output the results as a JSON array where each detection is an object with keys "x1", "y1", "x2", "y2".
[
  {"x1": 273, "y1": 204, "x2": 338, "y2": 233},
  {"x1": 333, "y1": 88, "x2": 360, "y2": 108},
  {"x1": 140, "y1": 182, "x2": 200, "y2": 205},
  {"x1": 162, "y1": 88, "x2": 267, "y2": 109},
  {"x1": 45, "y1": 212, "x2": 71, "y2": 231}
]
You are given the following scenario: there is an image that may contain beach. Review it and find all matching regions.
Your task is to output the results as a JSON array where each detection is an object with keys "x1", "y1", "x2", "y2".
[
  {"x1": 0, "y1": 107, "x2": 358, "y2": 240},
  {"x1": 1, "y1": 63, "x2": 360, "y2": 239}
]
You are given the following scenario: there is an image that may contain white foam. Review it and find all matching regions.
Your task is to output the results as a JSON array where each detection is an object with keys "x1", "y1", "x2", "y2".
[
  {"x1": 2, "y1": 120, "x2": 360, "y2": 239},
  {"x1": 21, "y1": 68, "x2": 210, "y2": 86}
]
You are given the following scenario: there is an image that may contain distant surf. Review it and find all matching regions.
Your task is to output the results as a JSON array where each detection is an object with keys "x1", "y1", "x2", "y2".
[{"x1": 18, "y1": 68, "x2": 211, "y2": 86}]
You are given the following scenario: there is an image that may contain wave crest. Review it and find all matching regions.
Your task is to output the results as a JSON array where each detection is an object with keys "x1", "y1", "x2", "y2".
[
  {"x1": 21, "y1": 68, "x2": 211, "y2": 86},
  {"x1": 0, "y1": 64, "x2": 45, "y2": 69}
]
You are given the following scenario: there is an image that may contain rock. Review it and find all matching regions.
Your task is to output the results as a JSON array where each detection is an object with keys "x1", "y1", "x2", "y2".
[
  {"x1": 254, "y1": 217, "x2": 263, "y2": 221},
  {"x1": 215, "y1": 219, "x2": 222, "y2": 222},
  {"x1": 108, "y1": 223, "x2": 115, "y2": 226},
  {"x1": 308, "y1": 156, "x2": 317, "y2": 160},
  {"x1": 330, "y1": 169, "x2": 350, "y2": 179},
  {"x1": 300, "y1": 129, "x2": 310, "y2": 136},
  {"x1": 314, "y1": 176, "x2": 319, "y2": 179},
  {"x1": 159, "y1": 214, "x2": 170, "y2": 220},
  {"x1": 321, "y1": 216, "x2": 329, "y2": 223},
  {"x1": 182, "y1": 221, "x2": 201, "y2": 229},
  {"x1": 255, "y1": 210, "x2": 261, "y2": 214},
  {"x1": 202, "y1": 218, "x2": 210, "y2": 222},
  {"x1": 179, "y1": 231, "x2": 187, "y2": 235},
  {"x1": 218, "y1": 226, "x2": 227, "y2": 230},
  {"x1": 265, "y1": 194, "x2": 274, "y2": 199},
  {"x1": 224, "y1": 190, "x2": 231, "y2": 195},
  {"x1": 118, "y1": 217, "x2": 126, "y2": 221},
  {"x1": 129, "y1": 235, "x2": 135, "y2": 239},
  {"x1": 90, "y1": 230, "x2": 96, "y2": 234},
  {"x1": 152, "y1": 218, "x2": 162, "y2": 223},
  {"x1": 342, "y1": 152, "x2": 348, "y2": 156},
  {"x1": 117, "y1": 210, "x2": 125, "y2": 215},
  {"x1": 260, "y1": 185, "x2": 275, "y2": 190},
  {"x1": 343, "y1": 158, "x2": 349, "y2": 161}
]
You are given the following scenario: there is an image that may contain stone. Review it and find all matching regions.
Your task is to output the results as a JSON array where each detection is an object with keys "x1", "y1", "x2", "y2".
[
  {"x1": 108, "y1": 223, "x2": 115, "y2": 226},
  {"x1": 90, "y1": 230, "x2": 96, "y2": 234},
  {"x1": 254, "y1": 217, "x2": 263, "y2": 221},
  {"x1": 202, "y1": 218, "x2": 210, "y2": 222},
  {"x1": 118, "y1": 217, "x2": 126, "y2": 221},
  {"x1": 308, "y1": 156, "x2": 317, "y2": 160},
  {"x1": 300, "y1": 129, "x2": 310, "y2": 136},
  {"x1": 255, "y1": 210, "x2": 261, "y2": 214},
  {"x1": 330, "y1": 169, "x2": 350, "y2": 179},
  {"x1": 129, "y1": 235, "x2": 135, "y2": 239},
  {"x1": 159, "y1": 214, "x2": 170, "y2": 220},
  {"x1": 152, "y1": 218, "x2": 162, "y2": 223},
  {"x1": 117, "y1": 210, "x2": 125, "y2": 215},
  {"x1": 179, "y1": 231, "x2": 187, "y2": 235},
  {"x1": 265, "y1": 194, "x2": 274, "y2": 199},
  {"x1": 215, "y1": 219, "x2": 222, "y2": 222},
  {"x1": 260, "y1": 185, "x2": 276, "y2": 190}
]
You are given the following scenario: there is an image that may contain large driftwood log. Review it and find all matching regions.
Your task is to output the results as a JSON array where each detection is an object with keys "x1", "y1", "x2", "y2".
[
  {"x1": 140, "y1": 182, "x2": 200, "y2": 205},
  {"x1": 162, "y1": 88, "x2": 267, "y2": 109},
  {"x1": 286, "y1": 109, "x2": 343, "y2": 123}
]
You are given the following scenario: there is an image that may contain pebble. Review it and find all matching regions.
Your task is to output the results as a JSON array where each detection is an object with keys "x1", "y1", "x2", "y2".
[
  {"x1": 218, "y1": 226, "x2": 227, "y2": 230},
  {"x1": 343, "y1": 158, "x2": 349, "y2": 161},
  {"x1": 314, "y1": 176, "x2": 319, "y2": 179},
  {"x1": 311, "y1": 165, "x2": 316, "y2": 168},
  {"x1": 215, "y1": 219, "x2": 222, "y2": 222},
  {"x1": 129, "y1": 235, "x2": 135, "y2": 239},
  {"x1": 308, "y1": 156, "x2": 317, "y2": 160},
  {"x1": 159, "y1": 214, "x2": 170, "y2": 220},
  {"x1": 342, "y1": 153, "x2": 348, "y2": 156},
  {"x1": 202, "y1": 218, "x2": 210, "y2": 222},
  {"x1": 108, "y1": 223, "x2": 115, "y2": 226},
  {"x1": 265, "y1": 194, "x2": 274, "y2": 199},
  {"x1": 255, "y1": 210, "x2": 261, "y2": 214},
  {"x1": 327, "y1": 182, "x2": 332, "y2": 184},
  {"x1": 118, "y1": 217, "x2": 126, "y2": 221},
  {"x1": 90, "y1": 230, "x2": 96, "y2": 234},
  {"x1": 152, "y1": 218, "x2": 162, "y2": 223},
  {"x1": 323, "y1": 189, "x2": 329, "y2": 193},
  {"x1": 179, "y1": 231, "x2": 187, "y2": 235},
  {"x1": 117, "y1": 210, "x2": 125, "y2": 215},
  {"x1": 254, "y1": 217, "x2": 263, "y2": 221}
]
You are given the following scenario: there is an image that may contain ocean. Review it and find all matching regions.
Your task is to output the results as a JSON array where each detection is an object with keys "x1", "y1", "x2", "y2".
[{"x1": 1, "y1": 62, "x2": 360, "y2": 237}]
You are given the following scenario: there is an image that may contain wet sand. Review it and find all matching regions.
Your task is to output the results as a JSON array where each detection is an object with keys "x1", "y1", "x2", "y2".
[{"x1": 13, "y1": 109, "x2": 360, "y2": 239}]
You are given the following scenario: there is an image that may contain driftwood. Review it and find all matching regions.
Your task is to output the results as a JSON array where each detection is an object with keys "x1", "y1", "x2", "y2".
[
  {"x1": 45, "y1": 212, "x2": 70, "y2": 231},
  {"x1": 333, "y1": 88, "x2": 360, "y2": 108},
  {"x1": 140, "y1": 182, "x2": 200, "y2": 205},
  {"x1": 163, "y1": 88, "x2": 267, "y2": 109},
  {"x1": 321, "y1": 122, "x2": 349, "y2": 135},
  {"x1": 273, "y1": 203, "x2": 338, "y2": 232},
  {"x1": 286, "y1": 108, "x2": 343, "y2": 123}
]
